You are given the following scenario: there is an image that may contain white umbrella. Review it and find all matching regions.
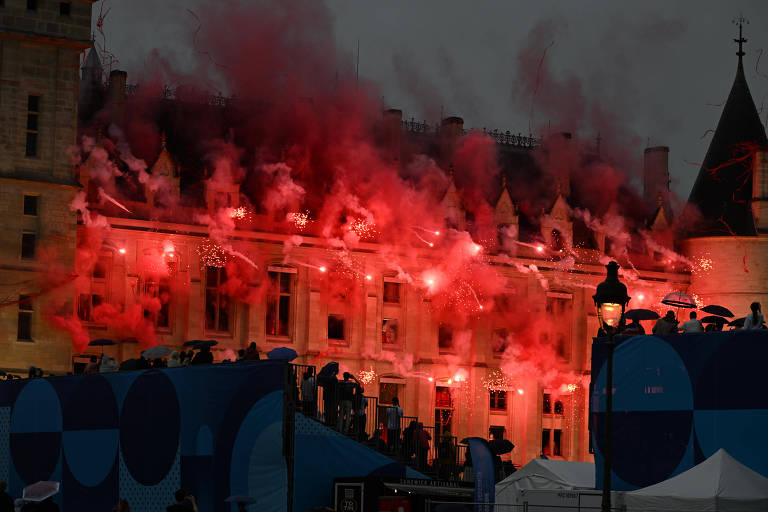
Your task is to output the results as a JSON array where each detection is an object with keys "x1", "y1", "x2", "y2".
[{"x1": 22, "y1": 481, "x2": 59, "y2": 502}]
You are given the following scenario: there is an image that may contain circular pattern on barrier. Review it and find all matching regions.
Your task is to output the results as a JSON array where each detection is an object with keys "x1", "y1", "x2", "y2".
[
  {"x1": 62, "y1": 375, "x2": 119, "y2": 487},
  {"x1": 120, "y1": 371, "x2": 180, "y2": 486},
  {"x1": 10, "y1": 379, "x2": 62, "y2": 483},
  {"x1": 593, "y1": 336, "x2": 693, "y2": 487}
]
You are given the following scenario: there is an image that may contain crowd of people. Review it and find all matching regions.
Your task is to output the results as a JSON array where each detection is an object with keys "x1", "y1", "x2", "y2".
[{"x1": 650, "y1": 302, "x2": 764, "y2": 335}]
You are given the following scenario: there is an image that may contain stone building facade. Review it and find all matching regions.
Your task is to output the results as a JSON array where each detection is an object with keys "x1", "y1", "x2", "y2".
[{"x1": 0, "y1": 0, "x2": 95, "y2": 372}]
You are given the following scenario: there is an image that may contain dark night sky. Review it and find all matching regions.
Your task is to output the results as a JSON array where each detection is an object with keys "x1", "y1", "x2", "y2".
[{"x1": 94, "y1": 0, "x2": 768, "y2": 199}]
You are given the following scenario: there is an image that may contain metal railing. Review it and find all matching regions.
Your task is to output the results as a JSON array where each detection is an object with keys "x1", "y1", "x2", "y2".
[{"x1": 289, "y1": 363, "x2": 485, "y2": 482}]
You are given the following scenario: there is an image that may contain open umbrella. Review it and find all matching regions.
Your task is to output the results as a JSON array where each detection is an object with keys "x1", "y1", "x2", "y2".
[
  {"x1": 142, "y1": 346, "x2": 171, "y2": 359},
  {"x1": 23, "y1": 481, "x2": 59, "y2": 502},
  {"x1": 624, "y1": 309, "x2": 660, "y2": 321},
  {"x1": 183, "y1": 340, "x2": 218, "y2": 349},
  {"x1": 700, "y1": 315, "x2": 729, "y2": 325},
  {"x1": 701, "y1": 305, "x2": 734, "y2": 318},
  {"x1": 728, "y1": 317, "x2": 746, "y2": 327},
  {"x1": 488, "y1": 438, "x2": 515, "y2": 455},
  {"x1": 88, "y1": 338, "x2": 116, "y2": 354},
  {"x1": 662, "y1": 292, "x2": 696, "y2": 308},
  {"x1": 318, "y1": 361, "x2": 339, "y2": 378},
  {"x1": 183, "y1": 339, "x2": 206, "y2": 347},
  {"x1": 267, "y1": 347, "x2": 298, "y2": 361}
]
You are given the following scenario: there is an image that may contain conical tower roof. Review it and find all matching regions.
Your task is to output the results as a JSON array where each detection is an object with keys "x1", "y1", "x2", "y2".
[{"x1": 687, "y1": 27, "x2": 767, "y2": 236}]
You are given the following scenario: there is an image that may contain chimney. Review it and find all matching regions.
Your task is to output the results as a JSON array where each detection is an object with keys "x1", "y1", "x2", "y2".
[
  {"x1": 107, "y1": 69, "x2": 127, "y2": 126},
  {"x1": 383, "y1": 109, "x2": 402, "y2": 165},
  {"x1": 643, "y1": 146, "x2": 670, "y2": 206},
  {"x1": 752, "y1": 149, "x2": 768, "y2": 232},
  {"x1": 440, "y1": 116, "x2": 464, "y2": 164}
]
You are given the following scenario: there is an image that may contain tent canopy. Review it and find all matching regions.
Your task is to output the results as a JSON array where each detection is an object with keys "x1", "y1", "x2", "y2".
[
  {"x1": 625, "y1": 449, "x2": 768, "y2": 511},
  {"x1": 495, "y1": 459, "x2": 594, "y2": 504}
]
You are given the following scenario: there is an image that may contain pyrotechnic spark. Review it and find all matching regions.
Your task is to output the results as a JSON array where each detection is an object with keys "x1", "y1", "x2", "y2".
[
  {"x1": 365, "y1": 274, "x2": 372, "y2": 281},
  {"x1": 357, "y1": 366, "x2": 377, "y2": 385},
  {"x1": 692, "y1": 256, "x2": 714, "y2": 277},
  {"x1": 637, "y1": 293, "x2": 645, "y2": 301},
  {"x1": 286, "y1": 211, "x2": 309, "y2": 230},
  {"x1": 517, "y1": 389, "x2": 524, "y2": 395},
  {"x1": 482, "y1": 368, "x2": 514, "y2": 391},
  {"x1": 566, "y1": 383, "x2": 577, "y2": 393},
  {"x1": 118, "y1": 248, "x2": 126, "y2": 255},
  {"x1": 318, "y1": 266, "x2": 327, "y2": 273},
  {"x1": 228, "y1": 249, "x2": 258, "y2": 269},
  {"x1": 228, "y1": 206, "x2": 251, "y2": 220},
  {"x1": 197, "y1": 238, "x2": 228, "y2": 267},
  {"x1": 412, "y1": 231, "x2": 434, "y2": 247},
  {"x1": 99, "y1": 189, "x2": 132, "y2": 213},
  {"x1": 348, "y1": 217, "x2": 378, "y2": 240}
]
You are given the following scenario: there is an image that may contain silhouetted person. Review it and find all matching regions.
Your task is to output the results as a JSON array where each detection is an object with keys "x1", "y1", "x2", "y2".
[
  {"x1": 621, "y1": 318, "x2": 645, "y2": 335},
  {"x1": 386, "y1": 397, "x2": 403, "y2": 453},
  {"x1": 743, "y1": 302, "x2": 764, "y2": 330},
  {"x1": 679, "y1": 311, "x2": 704, "y2": 333},
  {"x1": 243, "y1": 342, "x2": 260, "y2": 361},
  {"x1": 0, "y1": 481, "x2": 13, "y2": 512},
  {"x1": 166, "y1": 489, "x2": 198, "y2": 512},
  {"x1": 301, "y1": 368, "x2": 317, "y2": 418},
  {"x1": 653, "y1": 310, "x2": 678, "y2": 335},
  {"x1": 190, "y1": 345, "x2": 213, "y2": 365},
  {"x1": 84, "y1": 355, "x2": 99, "y2": 374}
]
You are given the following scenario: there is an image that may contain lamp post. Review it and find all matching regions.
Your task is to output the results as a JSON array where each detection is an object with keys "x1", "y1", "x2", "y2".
[{"x1": 592, "y1": 261, "x2": 630, "y2": 512}]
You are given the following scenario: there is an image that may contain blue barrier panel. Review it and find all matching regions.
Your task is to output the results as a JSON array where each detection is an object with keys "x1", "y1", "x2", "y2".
[
  {"x1": 0, "y1": 360, "x2": 287, "y2": 512},
  {"x1": 590, "y1": 331, "x2": 768, "y2": 490}
]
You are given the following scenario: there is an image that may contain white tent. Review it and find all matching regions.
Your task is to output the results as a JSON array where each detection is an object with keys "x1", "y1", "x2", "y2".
[
  {"x1": 625, "y1": 449, "x2": 768, "y2": 511},
  {"x1": 495, "y1": 459, "x2": 595, "y2": 505}
]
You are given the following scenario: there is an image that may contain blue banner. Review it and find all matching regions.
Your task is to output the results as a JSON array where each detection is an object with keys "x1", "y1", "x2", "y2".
[
  {"x1": 590, "y1": 331, "x2": 768, "y2": 490},
  {"x1": 466, "y1": 437, "x2": 495, "y2": 512},
  {"x1": 0, "y1": 361, "x2": 288, "y2": 512}
]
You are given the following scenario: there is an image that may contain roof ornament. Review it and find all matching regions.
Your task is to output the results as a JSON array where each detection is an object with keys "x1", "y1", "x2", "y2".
[{"x1": 733, "y1": 14, "x2": 748, "y2": 59}]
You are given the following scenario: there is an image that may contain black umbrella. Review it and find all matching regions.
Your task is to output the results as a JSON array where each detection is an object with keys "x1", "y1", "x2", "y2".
[
  {"x1": 700, "y1": 305, "x2": 734, "y2": 318},
  {"x1": 88, "y1": 338, "x2": 116, "y2": 354},
  {"x1": 624, "y1": 309, "x2": 660, "y2": 321},
  {"x1": 183, "y1": 339, "x2": 206, "y2": 347},
  {"x1": 318, "y1": 361, "x2": 339, "y2": 378},
  {"x1": 700, "y1": 315, "x2": 729, "y2": 325},
  {"x1": 488, "y1": 438, "x2": 515, "y2": 455},
  {"x1": 195, "y1": 340, "x2": 218, "y2": 349},
  {"x1": 728, "y1": 317, "x2": 746, "y2": 327}
]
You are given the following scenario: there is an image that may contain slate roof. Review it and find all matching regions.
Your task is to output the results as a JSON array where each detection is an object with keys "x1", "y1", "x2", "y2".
[{"x1": 687, "y1": 52, "x2": 768, "y2": 236}]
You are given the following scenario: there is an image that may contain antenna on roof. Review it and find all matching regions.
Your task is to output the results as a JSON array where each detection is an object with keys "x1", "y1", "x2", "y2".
[
  {"x1": 356, "y1": 38, "x2": 360, "y2": 90},
  {"x1": 733, "y1": 14, "x2": 748, "y2": 59}
]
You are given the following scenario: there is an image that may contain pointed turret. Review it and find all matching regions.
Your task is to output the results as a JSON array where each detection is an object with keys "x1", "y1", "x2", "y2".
[{"x1": 687, "y1": 20, "x2": 768, "y2": 236}]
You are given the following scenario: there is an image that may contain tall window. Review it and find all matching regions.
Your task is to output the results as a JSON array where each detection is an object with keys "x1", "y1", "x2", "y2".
[
  {"x1": 546, "y1": 292, "x2": 572, "y2": 360},
  {"x1": 490, "y1": 390, "x2": 508, "y2": 412},
  {"x1": 383, "y1": 281, "x2": 401, "y2": 303},
  {"x1": 327, "y1": 314, "x2": 345, "y2": 341},
  {"x1": 266, "y1": 268, "x2": 293, "y2": 337},
  {"x1": 553, "y1": 429, "x2": 562, "y2": 456},
  {"x1": 542, "y1": 393, "x2": 552, "y2": 414},
  {"x1": 438, "y1": 323, "x2": 453, "y2": 351},
  {"x1": 382, "y1": 318, "x2": 399, "y2": 345},
  {"x1": 492, "y1": 328, "x2": 509, "y2": 356},
  {"x1": 17, "y1": 295, "x2": 33, "y2": 341},
  {"x1": 143, "y1": 276, "x2": 170, "y2": 329},
  {"x1": 23, "y1": 195, "x2": 38, "y2": 216},
  {"x1": 205, "y1": 266, "x2": 230, "y2": 332},
  {"x1": 78, "y1": 257, "x2": 108, "y2": 323},
  {"x1": 542, "y1": 429, "x2": 551, "y2": 456},
  {"x1": 21, "y1": 232, "x2": 36, "y2": 260},
  {"x1": 26, "y1": 95, "x2": 40, "y2": 157}
]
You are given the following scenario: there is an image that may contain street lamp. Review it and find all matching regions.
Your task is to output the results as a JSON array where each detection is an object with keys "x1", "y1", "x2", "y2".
[{"x1": 592, "y1": 261, "x2": 630, "y2": 512}]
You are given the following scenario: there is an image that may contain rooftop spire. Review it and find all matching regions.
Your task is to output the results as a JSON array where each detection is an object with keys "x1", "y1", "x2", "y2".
[
  {"x1": 686, "y1": 18, "x2": 767, "y2": 237},
  {"x1": 733, "y1": 14, "x2": 748, "y2": 59}
]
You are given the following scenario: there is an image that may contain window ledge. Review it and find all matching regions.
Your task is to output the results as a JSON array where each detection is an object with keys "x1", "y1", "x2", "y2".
[
  {"x1": 266, "y1": 336, "x2": 292, "y2": 344},
  {"x1": 490, "y1": 409, "x2": 508, "y2": 415}
]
